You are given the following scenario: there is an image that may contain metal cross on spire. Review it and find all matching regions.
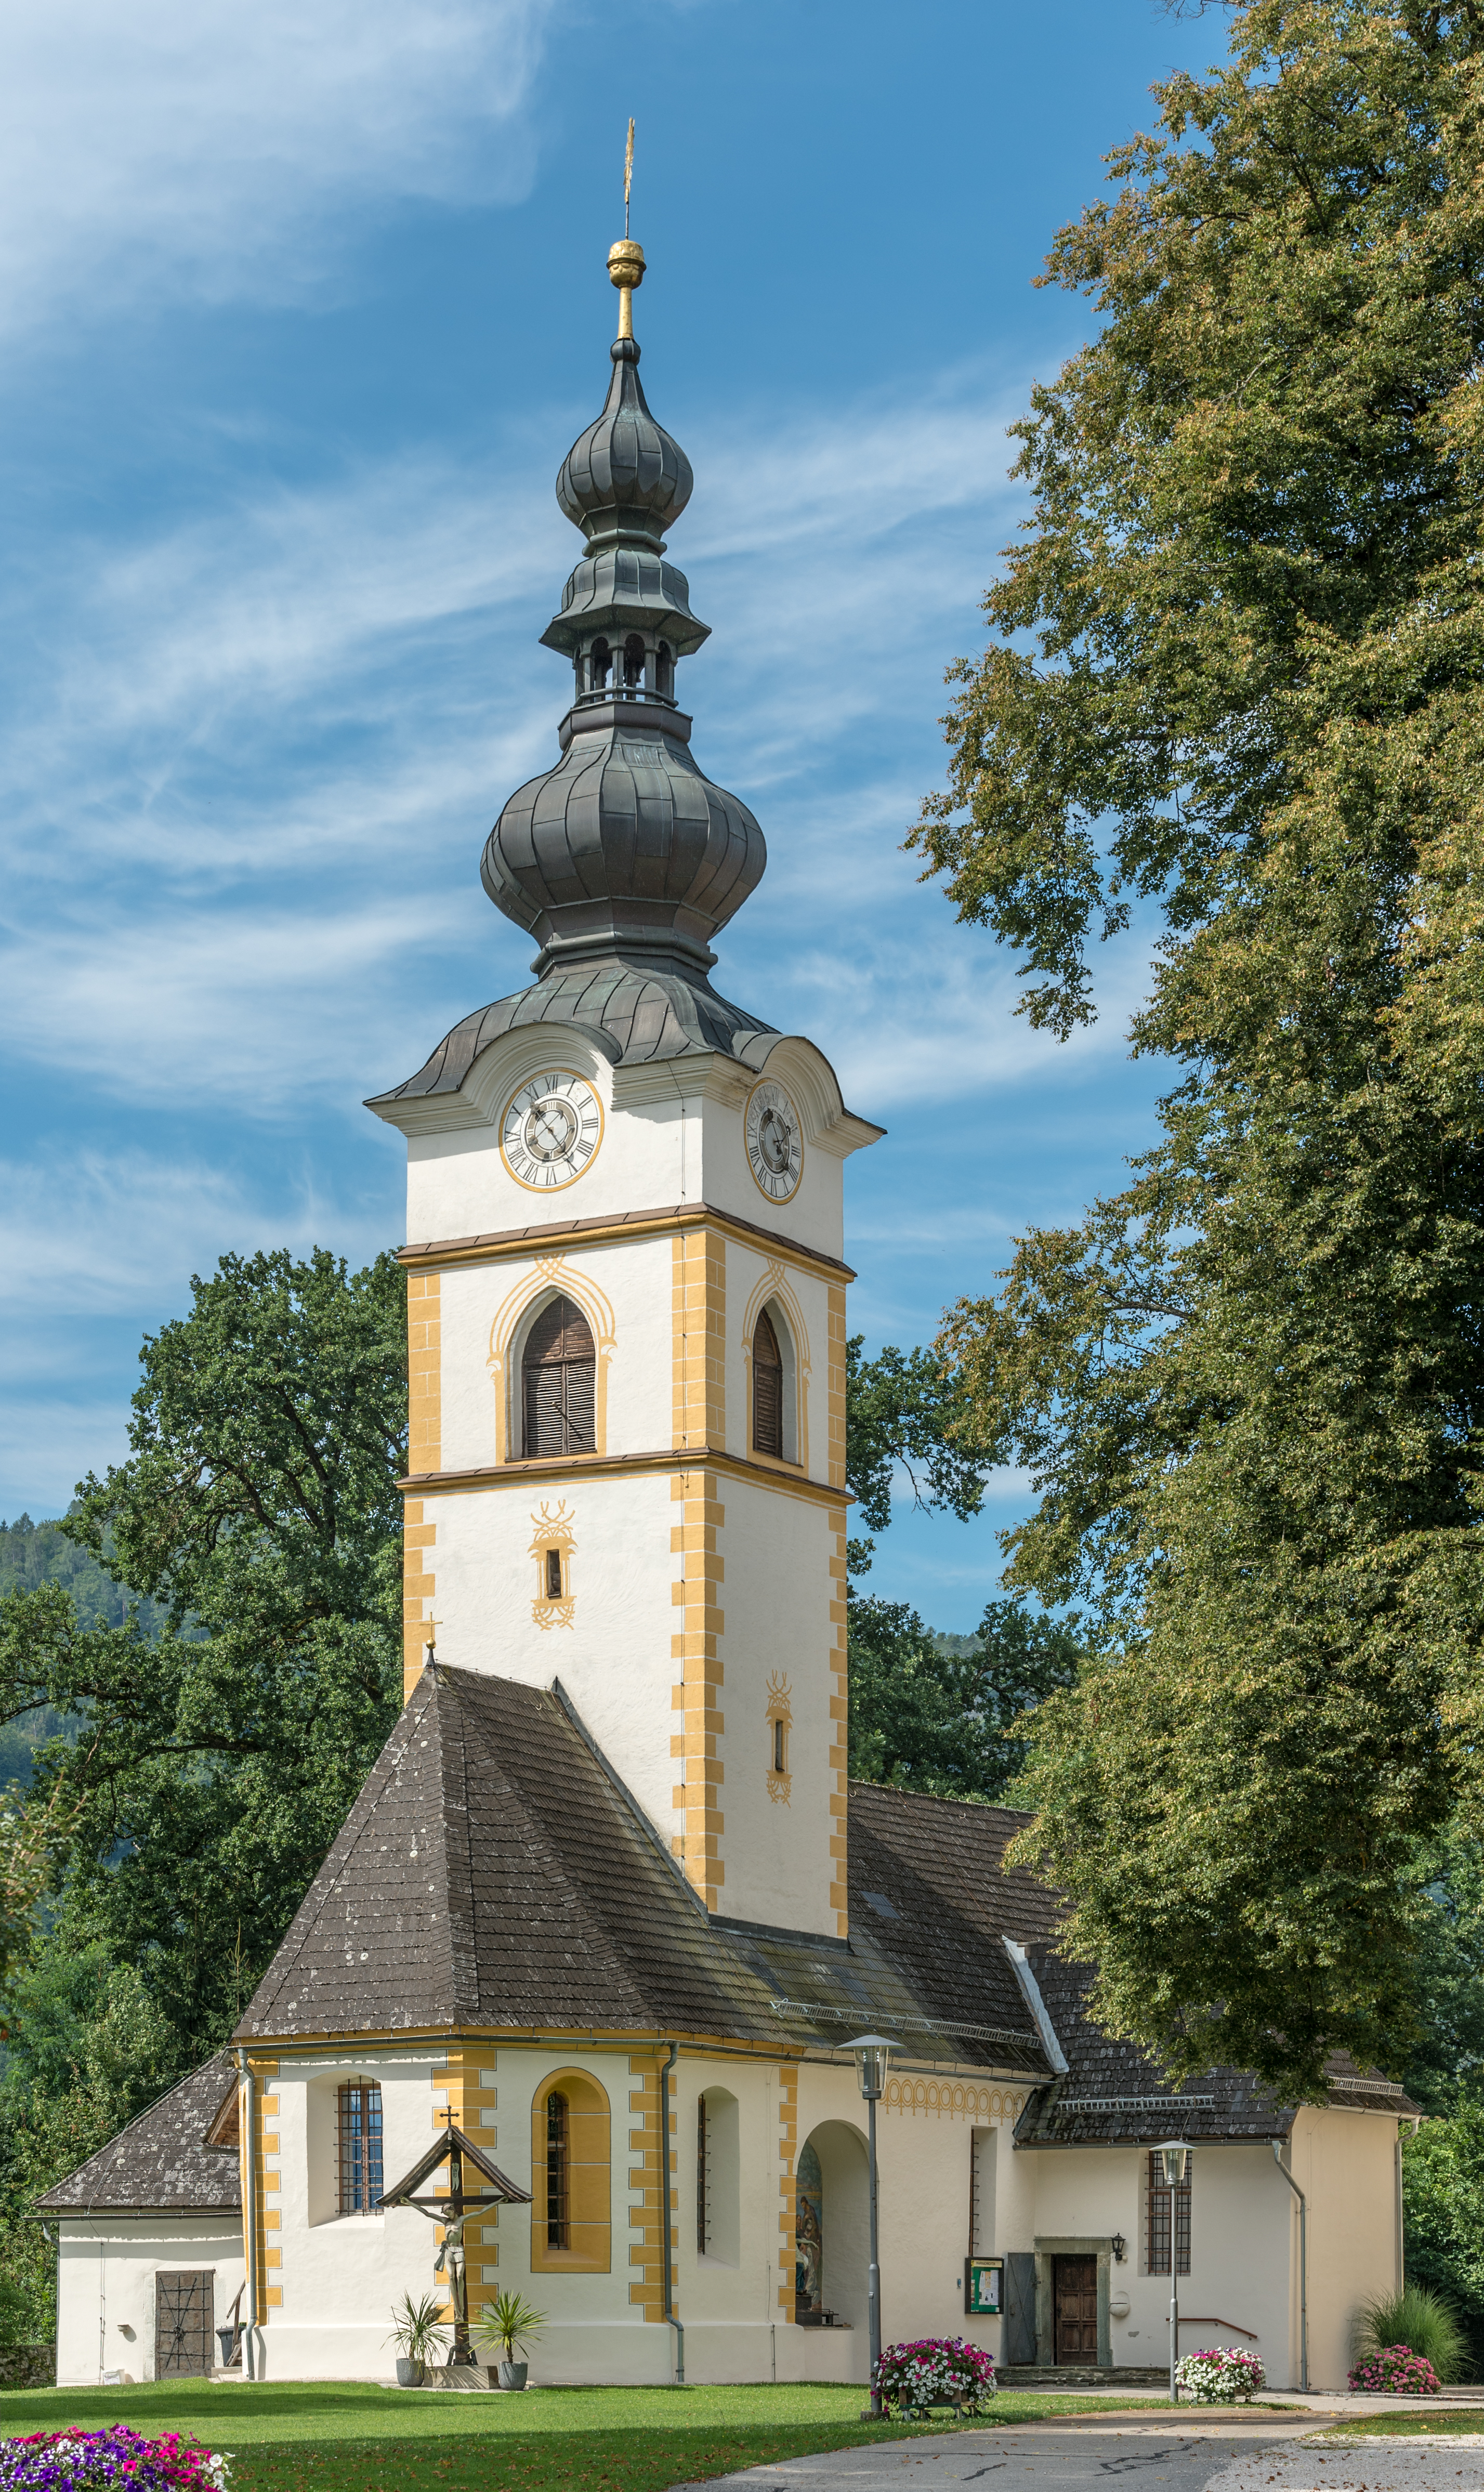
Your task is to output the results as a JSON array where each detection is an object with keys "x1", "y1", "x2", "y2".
[{"x1": 624, "y1": 116, "x2": 635, "y2": 238}]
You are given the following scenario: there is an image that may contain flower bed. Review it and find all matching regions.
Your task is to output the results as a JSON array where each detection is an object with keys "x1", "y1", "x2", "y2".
[
  {"x1": 0, "y1": 2430, "x2": 231, "y2": 2491},
  {"x1": 874, "y1": 2337, "x2": 996, "y2": 2415},
  {"x1": 1348, "y1": 2344, "x2": 1442, "y2": 2395},
  {"x1": 1174, "y1": 2346, "x2": 1266, "y2": 2404}
]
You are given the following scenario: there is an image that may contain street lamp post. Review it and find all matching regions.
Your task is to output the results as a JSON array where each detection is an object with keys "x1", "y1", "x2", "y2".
[
  {"x1": 844, "y1": 2035, "x2": 896, "y2": 2417},
  {"x1": 1155, "y1": 2142, "x2": 1193, "y2": 2405}
]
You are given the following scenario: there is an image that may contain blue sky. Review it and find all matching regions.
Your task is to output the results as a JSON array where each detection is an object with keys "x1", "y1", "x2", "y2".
[{"x1": 0, "y1": 0, "x2": 1216, "y2": 1626}]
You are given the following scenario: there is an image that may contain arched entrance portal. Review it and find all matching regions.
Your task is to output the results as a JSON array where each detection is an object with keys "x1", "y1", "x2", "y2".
[{"x1": 795, "y1": 2120, "x2": 870, "y2": 2333}]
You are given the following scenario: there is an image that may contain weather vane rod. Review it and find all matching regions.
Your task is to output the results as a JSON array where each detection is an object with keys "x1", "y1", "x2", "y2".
[{"x1": 608, "y1": 118, "x2": 645, "y2": 342}]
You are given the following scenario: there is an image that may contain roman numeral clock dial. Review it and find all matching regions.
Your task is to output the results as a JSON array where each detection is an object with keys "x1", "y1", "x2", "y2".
[
  {"x1": 745, "y1": 1079, "x2": 803, "y2": 1204},
  {"x1": 500, "y1": 1071, "x2": 605, "y2": 1190}
]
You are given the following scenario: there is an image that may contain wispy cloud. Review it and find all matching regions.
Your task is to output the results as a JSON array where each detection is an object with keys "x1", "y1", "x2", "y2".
[
  {"x1": 0, "y1": 0, "x2": 557, "y2": 339},
  {"x1": 0, "y1": 363, "x2": 1059, "y2": 1112}
]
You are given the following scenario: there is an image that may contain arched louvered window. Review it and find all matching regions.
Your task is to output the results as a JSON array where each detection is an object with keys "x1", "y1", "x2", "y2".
[
  {"x1": 753, "y1": 1308, "x2": 783, "y2": 1459},
  {"x1": 623, "y1": 632, "x2": 646, "y2": 688},
  {"x1": 523, "y1": 1295, "x2": 597, "y2": 1458}
]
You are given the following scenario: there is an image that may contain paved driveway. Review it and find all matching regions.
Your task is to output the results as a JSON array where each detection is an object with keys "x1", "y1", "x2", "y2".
[{"x1": 676, "y1": 2423, "x2": 1484, "y2": 2492}]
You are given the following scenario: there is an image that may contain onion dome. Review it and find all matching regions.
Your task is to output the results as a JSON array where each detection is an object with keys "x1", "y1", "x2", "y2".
[
  {"x1": 555, "y1": 337, "x2": 693, "y2": 549},
  {"x1": 484, "y1": 238, "x2": 765, "y2": 977}
]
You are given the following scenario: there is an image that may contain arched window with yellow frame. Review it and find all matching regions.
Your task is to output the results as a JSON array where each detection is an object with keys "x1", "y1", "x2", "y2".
[{"x1": 530, "y1": 2066, "x2": 610, "y2": 2273}]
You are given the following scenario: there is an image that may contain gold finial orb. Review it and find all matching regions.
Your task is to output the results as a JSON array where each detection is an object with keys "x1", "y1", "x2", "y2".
[{"x1": 607, "y1": 237, "x2": 645, "y2": 340}]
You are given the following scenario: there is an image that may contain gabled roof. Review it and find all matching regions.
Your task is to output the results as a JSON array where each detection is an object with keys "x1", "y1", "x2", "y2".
[
  {"x1": 34, "y1": 2053, "x2": 240, "y2": 2216},
  {"x1": 1011, "y1": 1947, "x2": 1421, "y2": 2145},
  {"x1": 232, "y1": 1664, "x2": 1052, "y2": 2076}
]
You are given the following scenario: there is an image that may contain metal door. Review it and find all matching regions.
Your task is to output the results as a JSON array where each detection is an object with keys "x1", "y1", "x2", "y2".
[
  {"x1": 1002, "y1": 2249, "x2": 1037, "y2": 2365},
  {"x1": 155, "y1": 2269, "x2": 214, "y2": 2377},
  {"x1": 1053, "y1": 2253, "x2": 1098, "y2": 2362}
]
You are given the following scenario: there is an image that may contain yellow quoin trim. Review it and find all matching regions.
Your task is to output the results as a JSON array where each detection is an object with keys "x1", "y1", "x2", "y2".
[
  {"x1": 402, "y1": 1498, "x2": 436, "y2": 1701},
  {"x1": 409, "y1": 1270, "x2": 442, "y2": 1468},
  {"x1": 626, "y1": 2056, "x2": 669, "y2": 2319},
  {"x1": 531, "y1": 2066, "x2": 611, "y2": 2274},
  {"x1": 671, "y1": 1230, "x2": 728, "y2": 1909},
  {"x1": 826, "y1": 1282, "x2": 847, "y2": 1493},
  {"x1": 403, "y1": 1270, "x2": 442, "y2": 1699},
  {"x1": 828, "y1": 1504, "x2": 849, "y2": 1937},
  {"x1": 672, "y1": 1229, "x2": 726, "y2": 1450},
  {"x1": 239, "y1": 2058, "x2": 281, "y2": 2319},
  {"x1": 777, "y1": 2062, "x2": 798, "y2": 2318},
  {"x1": 740, "y1": 1261, "x2": 811, "y2": 1473},
  {"x1": 671, "y1": 1467, "x2": 726, "y2": 1910},
  {"x1": 487, "y1": 1253, "x2": 616, "y2": 1463}
]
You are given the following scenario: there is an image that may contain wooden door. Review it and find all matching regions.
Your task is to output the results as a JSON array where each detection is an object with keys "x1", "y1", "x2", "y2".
[
  {"x1": 155, "y1": 2269, "x2": 214, "y2": 2377},
  {"x1": 1053, "y1": 2254, "x2": 1098, "y2": 2363}
]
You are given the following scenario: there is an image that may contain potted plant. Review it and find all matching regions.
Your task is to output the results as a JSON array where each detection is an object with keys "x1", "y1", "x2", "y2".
[
  {"x1": 476, "y1": 2290, "x2": 547, "y2": 2390},
  {"x1": 386, "y1": 2291, "x2": 450, "y2": 2388}
]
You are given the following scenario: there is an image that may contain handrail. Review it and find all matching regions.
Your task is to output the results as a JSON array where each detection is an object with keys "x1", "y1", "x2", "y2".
[{"x1": 1169, "y1": 2315, "x2": 1259, "y2": 2342}]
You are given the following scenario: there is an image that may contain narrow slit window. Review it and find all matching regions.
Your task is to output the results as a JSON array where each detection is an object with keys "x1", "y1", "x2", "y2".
[
  {"x1": 697, "y1": 2095, "x2": 710, "y2": 2255},
  {"x1": 545, "y1": 1547, "x2": 563, "y2": 1599},
  {"x1": 523, "y1": 1296, "x2": 597, "y2": 1457},
  {"x1": 546, "y1": 2090, "x2": 570, "y2": 2248},
  {"x1": 337, "y1": 2080, "x2": 383, "y2": 2214},
  {"x1": 772, "y1": 1717, "x2": 786, "y2": 1774},
  {"x1": 753, "y1": 1309, "x2": 783, "y2": 1458}
]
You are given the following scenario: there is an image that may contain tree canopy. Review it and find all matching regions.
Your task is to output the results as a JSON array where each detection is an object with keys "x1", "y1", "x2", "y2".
[
  {"x1": 0, "y1": 1247, "x2": 406, "y2": 2067},
  {"x1": 911, "y1": 0, "x2": 1484, "y2": 2094},
  {"x1": 848, "y1": 1595, "x2": 1084, "y2": 1800}
]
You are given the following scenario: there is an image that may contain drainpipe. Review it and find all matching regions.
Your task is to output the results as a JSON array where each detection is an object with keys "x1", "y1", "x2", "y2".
[
  {"x1": 658, "y1": 2042, "x2": 684, "y2": 2384},
  {"x1": 1271, "y1": 2139, "x2": 1308, "y2": 2392},
  {"x1": 238, "y1": 2050, "x2": 258, "y2": 2382}
]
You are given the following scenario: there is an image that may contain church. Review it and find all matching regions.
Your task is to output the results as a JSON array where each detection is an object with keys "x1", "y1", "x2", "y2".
[{"x1": 40, "y1": 235, "x2": 1415, "y2": 2399}]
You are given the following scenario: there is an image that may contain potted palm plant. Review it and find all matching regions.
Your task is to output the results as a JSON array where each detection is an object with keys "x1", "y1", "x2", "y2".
[
  {"x1": 476, "y1": 2290, "x2": 546, "y2": 2390},
  {"x1": 386, "y1": 2291, "x2": 450, "y2": 2387}
]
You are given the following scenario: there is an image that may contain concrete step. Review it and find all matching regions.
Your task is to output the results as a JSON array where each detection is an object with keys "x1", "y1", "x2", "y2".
[{"x1": 996, "y1": 2366, "x2": 1171, "y2": 2391}]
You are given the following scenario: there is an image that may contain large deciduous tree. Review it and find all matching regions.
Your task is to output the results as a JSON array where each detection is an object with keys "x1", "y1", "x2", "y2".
[
  {"x1": 0, "y1": 1248, "x2": 406, "y2": 2067},
  {"x1": 911, "y1": 0, "x2": 1484, "y2": 2094}
]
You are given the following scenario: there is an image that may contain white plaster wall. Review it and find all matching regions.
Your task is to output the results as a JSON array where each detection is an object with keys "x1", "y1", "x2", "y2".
[
  {"x1": 56, "y1": 2218, "x2": 244, "y2": 2386},
  {"x1": 712, "y1": 1473, "x2": 837, "y2": 1934},
  {"x1": 874, "y1": 2092, "x2": 1023, "y2": 2370},
  {"x1": 1290, "y1": 2108, "x2": 1402, "y2": 2393},
  {"x1": 402, "y1": 1050, "x2": 853, "y2": 1268},
  {"x1": 439, "y1": 1235, "x2": 674, "y2": 1473},
  {"x1": 426, "y1": 1471, "x2": 678, "y2": 1838}
]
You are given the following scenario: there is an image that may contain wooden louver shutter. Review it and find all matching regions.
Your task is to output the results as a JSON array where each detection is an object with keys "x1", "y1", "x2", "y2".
[
  {"x1": 523, "y1": 1295, "x2": 597, "y2": 1456},
  {"x1": 753, "y1": 1308, "x2": 783, "y2": 1458}
]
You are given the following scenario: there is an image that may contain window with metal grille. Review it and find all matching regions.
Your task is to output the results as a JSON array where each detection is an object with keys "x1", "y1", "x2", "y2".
[
  {"x1": 1146, "y1": 2149, "x2": 1191, "y2": 2274},
  {"x1": 337, "y1": 2081, "x2": 383, "y2": 2214},
  {"x1": 523, "y1": 1297, "x2": 597, "y2": 1458},
  {"x1": 697, "y1": 2094, "x2": 710, "y2": 2256},
  {"x1": 753, "y1": 1308, "x2": 783, "y2": 1458},
  {"x1": 546, "y1": 2090, "x2": 570, "y2": 2248}
]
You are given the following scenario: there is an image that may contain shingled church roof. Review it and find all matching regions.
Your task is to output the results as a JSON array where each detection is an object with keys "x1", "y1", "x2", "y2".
[{"x1": 231, "y1": 1663, "x2": 1054, "y2": 2075}]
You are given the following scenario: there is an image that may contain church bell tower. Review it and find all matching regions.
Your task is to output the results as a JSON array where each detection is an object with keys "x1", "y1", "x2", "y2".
[{"x1": 368, "y1": 233, "x2": 881, "y2": 1943}]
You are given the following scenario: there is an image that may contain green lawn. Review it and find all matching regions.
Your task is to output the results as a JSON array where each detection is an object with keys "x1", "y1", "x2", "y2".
[
  {"x1": 0, "y1": 2380, "x2": 1173, "y2": 2492},
  {"x1": 1320, "y1": 2407, "x2": 1484, "y2": 2438}
]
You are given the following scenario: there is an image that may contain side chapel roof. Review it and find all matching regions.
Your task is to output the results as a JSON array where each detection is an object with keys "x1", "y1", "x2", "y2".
[{"x1": 33, "y1": 2052, "x2": 240, "y2": 2215}]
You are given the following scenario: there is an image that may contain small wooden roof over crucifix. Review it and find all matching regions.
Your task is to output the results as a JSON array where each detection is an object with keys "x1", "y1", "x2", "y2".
[{"x1": 379, "y1": 2121, "x2": 531, "y2": 2210}]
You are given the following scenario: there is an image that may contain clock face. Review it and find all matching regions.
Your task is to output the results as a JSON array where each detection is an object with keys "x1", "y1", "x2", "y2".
[
  {"x1": 500, "y1": 1071, "x2": 604, "y2": 1191},
  {"x1": 745, "y1": 1079, "x2": 804, "y2": 1203}
]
